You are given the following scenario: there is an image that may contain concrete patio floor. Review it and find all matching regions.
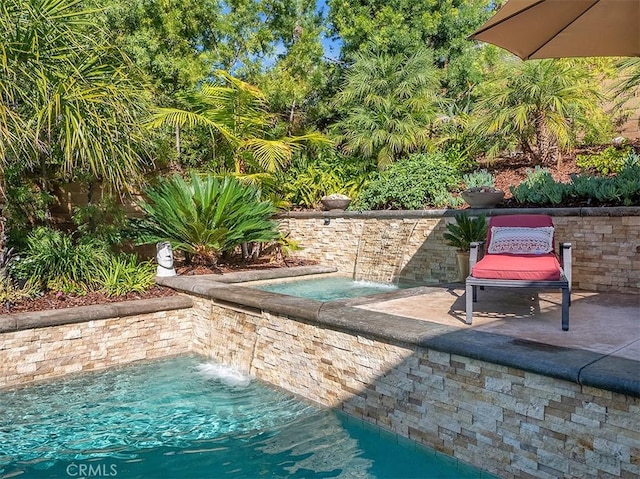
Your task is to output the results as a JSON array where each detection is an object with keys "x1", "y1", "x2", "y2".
[{"x1": 357, "y1": 286, "x2": 640, "y2": 362}]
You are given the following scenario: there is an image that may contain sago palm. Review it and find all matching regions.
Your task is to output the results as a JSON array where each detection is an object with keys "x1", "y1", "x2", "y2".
[
  {"x1": 133, "y1": 173, "x2": 280, "y2": 264},
  {"x1": 331, "y1": 47, "x2": 441, "y2": 169}
]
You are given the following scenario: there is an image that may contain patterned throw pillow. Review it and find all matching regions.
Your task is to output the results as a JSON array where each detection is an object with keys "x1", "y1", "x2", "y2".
[{"x1": 488, "y1": 226, "x2": 554, "y2": 255}]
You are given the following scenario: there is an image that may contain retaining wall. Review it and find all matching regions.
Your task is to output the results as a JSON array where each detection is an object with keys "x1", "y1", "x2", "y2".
[
  {"x1": 278, "y1": 207, "x2": 640, "y2": 293},
  {"x1": 0, "y1": 296, "x2": 193, "y2": 389},
  {"x1": 187, "y1": 298, "x2": 639, "y2": 479}
]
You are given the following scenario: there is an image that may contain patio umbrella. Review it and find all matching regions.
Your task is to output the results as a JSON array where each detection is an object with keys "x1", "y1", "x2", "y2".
[{"x1": 469, "y1": 0, "x2": 640, "y2": 60}]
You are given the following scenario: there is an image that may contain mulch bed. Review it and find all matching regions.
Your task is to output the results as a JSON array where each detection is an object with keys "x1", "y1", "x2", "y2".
[
  {"x1": 3, "y1": 257, "x2": 319, "y2": 315},
  {"x1": 176, "y1": 256, "x2": 317, "y2": 276},
  {"x1": 4, "y1": 285, "x2": 178, "y2": 315}
]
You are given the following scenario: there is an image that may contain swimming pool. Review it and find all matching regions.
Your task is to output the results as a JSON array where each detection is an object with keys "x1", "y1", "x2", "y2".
[
  {"x1": 253, "y1": 276, "x2": 413, "y2": 301},
  {"x1": 0, "y1": 356, "x2": 494, "y2": 479}
]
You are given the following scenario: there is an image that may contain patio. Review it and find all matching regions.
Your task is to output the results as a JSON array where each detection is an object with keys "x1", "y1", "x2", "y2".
[{"x1": 356, "y1": 286, "x2": 640, "y2": 362}]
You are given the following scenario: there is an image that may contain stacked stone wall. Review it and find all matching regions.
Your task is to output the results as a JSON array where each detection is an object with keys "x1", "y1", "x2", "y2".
[
  {"x1": 280, "y1": 211, "x2": 640, "y2": 293},
  {"x1": 201, "y1": 303, "x2": 640, "y2": 479},
  {"x1": 0, "y1": 306, "x2": 193, "y2": 390}
]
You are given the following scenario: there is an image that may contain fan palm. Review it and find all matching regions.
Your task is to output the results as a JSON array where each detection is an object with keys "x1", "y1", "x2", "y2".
[
  {"x1": 472, "y1": 59, "x2": 604, "y2": 166},
  {"x1": 613, "y1": 58, "x2": 640, "y2": 125},
  {"x1": 133, "y1": 173, "x2": 280, "y2": 264},
  {"x1": 331, "y1": 47, "x2": 441, "y2": 170},
  {"x1": 146, "y1": 70, "x2": 329, "y2": 174}
]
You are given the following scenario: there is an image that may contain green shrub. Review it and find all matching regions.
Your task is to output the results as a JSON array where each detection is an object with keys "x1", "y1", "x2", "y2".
[
  {"x1": 96, "y1": 254, "x2": 156, "y2": 297},
  {"x1": 132, "y1": 173, "x2": 280, "y2": 263},
  {"x1": 462, "y1": 169, "x2": 495, "y2": 189},
  {"x1": 0, "y1": 248, "x2": 39, "y2": 306},
  {"x1": 279, "y1": 152, "x2": 374, "y2": 208},
  {"x1": 441, "y1": 144, "x2": 479, "y2": 173},
  {"x1": 72, "y1": 195, "x2": 128, "y2": 248},
  {"x1": 509, "y1": 167, "x2": 569, "y2": 205},
  {"x1": 576, "y1": 146, "x2": 632, "y2": 175},
  {"x1": 353, "y1": 152, "x2": 463, "y2": 210},
  {"x1": 10, "y1": 228, "x2": 110, "y2": 294}
]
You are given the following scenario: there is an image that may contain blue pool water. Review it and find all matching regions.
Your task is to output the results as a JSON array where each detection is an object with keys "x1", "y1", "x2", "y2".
[
  {"x1": 254, "y1": 276, "x2": 412, "y2": 301},
  {"x1": 0, "y1": 356, "x2": 495, "y2": 479}
]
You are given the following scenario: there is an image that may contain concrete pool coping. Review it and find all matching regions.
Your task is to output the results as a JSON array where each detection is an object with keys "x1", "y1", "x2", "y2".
[
  {"x1": 0, "y1": 295, "x2": 193, "y2": 333},
  {"x1": 157, "y1": 266, "x2": 640, "y2": 398}
]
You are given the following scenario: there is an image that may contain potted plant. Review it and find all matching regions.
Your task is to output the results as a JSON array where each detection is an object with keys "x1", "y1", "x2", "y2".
[
  {"x1": 460, "y1": 169, "x2": 504, "y2": 208},
  {"x1": 321, "y1": 193, "x2": 351, "y2": 211},
  {"x1": 443, "y1": 213, "x2": 488, "y2": 281}
]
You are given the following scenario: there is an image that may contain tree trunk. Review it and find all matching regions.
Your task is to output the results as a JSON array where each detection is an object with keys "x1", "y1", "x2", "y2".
[
  {"x1": 534, "y1": 112, "x2": 558, "y2": 166},
  {"x1": 235, "y1": 155, "x2": 246, "y2": 174},
  {"x1": 288, "y1": 100, "x2": 296, "y2": 135},
  {"x1": 175, "y1": 125, "x2": 181, "y2": 157}
]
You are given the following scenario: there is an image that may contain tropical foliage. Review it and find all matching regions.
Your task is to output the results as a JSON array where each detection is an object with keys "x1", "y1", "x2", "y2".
[
  {"x1": 1, "y1": 0, "x2": 638, "y2": 304},
  {"x1": 279, "y1": 150, "x2": 373, "y2": 208},
  {"x1": 0, "y1": 0, "x2": 151, "y2": 189},
  {"x1": 10, "y1": 228, "x2": 110, "y2": 294},
  {"x1": 8, "y1": 226, "x2": 157, "y2": 296},
  {"x1": 132, "y1": 173, "x2": 280, "y2": 263},
  {"x1": 147, "y1": 70, "x2": 329, "y2": 174},
  {"x1": 443, "y1": 213, "x2": 488, "y2": 252},
  {"x1": 472, "y1": 59, "x2": 608, "y2": 165},
  {"x1": 95, "y1": 254, "x2": 156, "y2": 297},
  {"x1": 332, "y1": 48, "x2": 441, "y2": 169}
]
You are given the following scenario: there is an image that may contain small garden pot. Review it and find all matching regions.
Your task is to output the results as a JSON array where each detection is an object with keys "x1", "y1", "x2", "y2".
[
  {"x1": 461, "y1": 189, "x2": 505, "y2": 209},
  {"x1": 456, "y1": 251, "x2": 470, "y2": 281},
  {"x1": 321, "y1": 198, "x2": 351, "y2": 211}
]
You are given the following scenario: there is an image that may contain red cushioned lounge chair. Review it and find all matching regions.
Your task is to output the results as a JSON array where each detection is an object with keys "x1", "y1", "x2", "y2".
[{"x1": 465, "y1": 214, "x2": 572, "y2": 330}]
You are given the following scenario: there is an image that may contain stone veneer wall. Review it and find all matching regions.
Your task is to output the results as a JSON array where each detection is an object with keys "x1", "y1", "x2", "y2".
[
  {"x1": 278, "y1": 210, "x2": 640, "y2": 293},
  {"x1": 192, "y1": 301, "x2": 639, "y2": 479},
  {"x1": 0, "y1": 298, "x2": 193, "y2": 390}
]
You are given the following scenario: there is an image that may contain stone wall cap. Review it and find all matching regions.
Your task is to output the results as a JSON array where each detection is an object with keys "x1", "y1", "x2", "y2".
[
  {"x1": 316, "y1": 306, "x2": 639, "y2": 397},
  {"x1": 0, "y1": 295, "x2": 193, "y2": 332},
  {"x1": 157, "y1": 265, "x2": 337, "y2": 287},
  {"x1": 278, "y1": 206, "x2": 640, "y2": 219}
]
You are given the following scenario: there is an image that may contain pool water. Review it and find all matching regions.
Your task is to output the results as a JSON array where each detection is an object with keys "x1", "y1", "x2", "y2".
[
  {"x1": 0, "y1": 356, "x2": 495, "y2": 479},
  {"x1": 255, "y1": 276, "x2": 412, "y2": 301}
]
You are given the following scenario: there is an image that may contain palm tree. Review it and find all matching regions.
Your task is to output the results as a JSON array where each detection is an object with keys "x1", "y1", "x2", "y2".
[
  {"x1": 331, "y1": 47, "x2": 441, "y2": 170},
  {"x1": 0, "y1": 0, "x2": 151, "y2": 191},
  {"x1": 146, "y1": 70, "x2": 329, "y2": 175},
  {"x1": 472, "y1": 59, "x2": 605, "y2": 166},
  {"x1": 613, "y1": 58, "x2": 640, "y2": 126}
]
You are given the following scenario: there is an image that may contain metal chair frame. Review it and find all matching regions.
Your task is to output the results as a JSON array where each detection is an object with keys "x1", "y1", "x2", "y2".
[{"x1": 465, "y1": 239, "x2": 572, "y2": 331}]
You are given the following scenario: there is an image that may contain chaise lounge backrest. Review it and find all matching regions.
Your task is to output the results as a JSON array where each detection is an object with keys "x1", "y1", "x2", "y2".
[{"x1": 485, "y1": 214, "x2": 555, "y2": 253}]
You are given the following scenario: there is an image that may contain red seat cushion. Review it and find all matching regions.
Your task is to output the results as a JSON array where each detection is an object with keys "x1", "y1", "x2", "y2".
[{"x1": 472, "y1": 253, "x2": 562, "y2": 281}]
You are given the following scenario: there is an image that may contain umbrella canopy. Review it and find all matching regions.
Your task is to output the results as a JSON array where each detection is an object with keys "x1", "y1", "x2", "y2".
[{"x1": 470, "y1": 0, "x2": 640, "y2": 60}]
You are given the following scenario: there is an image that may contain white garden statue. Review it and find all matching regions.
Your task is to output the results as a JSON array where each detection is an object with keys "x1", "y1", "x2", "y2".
[{"x1": 156, "y1": 242, "x2": 176, "y2": 277}]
